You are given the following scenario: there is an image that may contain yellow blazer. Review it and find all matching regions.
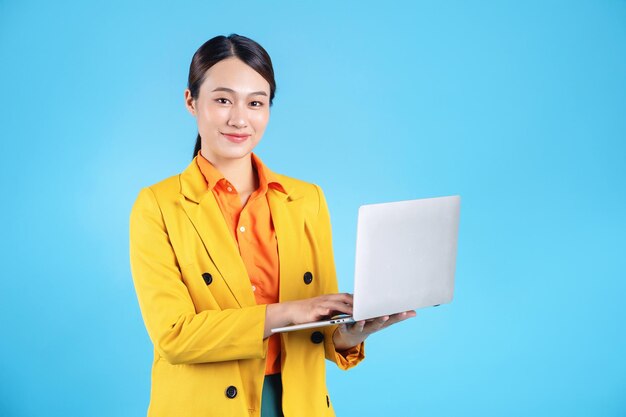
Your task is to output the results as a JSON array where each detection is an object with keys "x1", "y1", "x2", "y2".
[{"x1": 129, "y1": 157, "x2": 365, "y2": 417}]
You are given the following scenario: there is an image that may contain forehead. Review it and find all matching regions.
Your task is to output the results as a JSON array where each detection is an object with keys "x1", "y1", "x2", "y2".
[{"x1": 202, "y1": 57, "x2": 270, "y2": 94}]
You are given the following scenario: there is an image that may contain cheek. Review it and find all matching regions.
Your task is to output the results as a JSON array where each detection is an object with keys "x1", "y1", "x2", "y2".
[
  {"x1": 199, "y1": 105, "x2": 229, "y2": 127},
  {"x1": 250, "y1": 111, "x2": 270, "y2": 132}
]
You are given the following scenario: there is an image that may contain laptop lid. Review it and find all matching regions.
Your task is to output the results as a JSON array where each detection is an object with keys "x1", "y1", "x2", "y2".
[{"x1": 352, "y1": 195, "x2": 460, "y2": 321}]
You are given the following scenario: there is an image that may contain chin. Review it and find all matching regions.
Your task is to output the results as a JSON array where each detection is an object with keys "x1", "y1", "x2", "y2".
[
  {"x1": 214, "y1": 144, "x2": 257, "y2": 161},
  {"x1": 201, "y1": 135, "x2": 261, "y2": 162}
]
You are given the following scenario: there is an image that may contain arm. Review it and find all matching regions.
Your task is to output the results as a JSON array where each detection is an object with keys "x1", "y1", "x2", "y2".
[
  {"x1": 263, "y1": 294, "x2": 354, "y2": 338},
  {"x1": 312, "y1": 184, "x2": 366, "y2": 370},
  {"x1": 130, "y1": 187, "x2": 268, "y2": 365}
]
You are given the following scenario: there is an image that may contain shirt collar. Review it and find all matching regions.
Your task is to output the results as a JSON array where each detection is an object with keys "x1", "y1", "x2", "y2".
[{"x1": 195, "y1": 151, "x2": 286, "y2": 195}]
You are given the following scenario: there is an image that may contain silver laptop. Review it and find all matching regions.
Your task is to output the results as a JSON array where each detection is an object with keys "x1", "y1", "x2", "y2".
[{"x1": 271, "y1": 195, "x2": 460, "y2": 333}]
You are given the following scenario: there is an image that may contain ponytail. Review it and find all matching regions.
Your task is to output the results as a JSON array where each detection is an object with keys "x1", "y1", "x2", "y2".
[{"x1": 192, "y1": 134, "x2": 201, "y2": 160}]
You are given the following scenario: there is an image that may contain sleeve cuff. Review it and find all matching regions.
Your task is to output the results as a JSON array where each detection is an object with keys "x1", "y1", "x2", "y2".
[{"x1": 330, "y1": 341, "x2": 365, "y2": 370}]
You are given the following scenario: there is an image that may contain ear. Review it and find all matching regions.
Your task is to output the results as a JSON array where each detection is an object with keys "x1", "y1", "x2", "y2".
[{"x1": 184, "y1": 89, "x2": 196, "y2": 116}]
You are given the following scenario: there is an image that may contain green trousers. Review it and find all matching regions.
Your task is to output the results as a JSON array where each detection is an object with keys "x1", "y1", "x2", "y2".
[{"x1": 261, "y1": 374, "x2": 283, "y2": 417}]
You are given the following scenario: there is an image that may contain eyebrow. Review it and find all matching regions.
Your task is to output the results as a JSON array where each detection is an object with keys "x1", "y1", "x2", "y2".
[{"x1": 211, "y1": 87, "x2": 268, "y2": 96}]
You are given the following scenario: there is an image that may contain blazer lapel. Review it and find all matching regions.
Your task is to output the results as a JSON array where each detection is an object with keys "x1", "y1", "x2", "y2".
[
  {"x1": 178, "y1": 160, "x2": 255, "y2": 308},
  {"x1": 267, "y1": 187, "x2": 306, "y2": 302}
]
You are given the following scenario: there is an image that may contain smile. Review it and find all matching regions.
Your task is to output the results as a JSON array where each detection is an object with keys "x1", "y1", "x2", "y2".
[{"x1": 221, "y1": 133, "x2": 251, "y2": 143}]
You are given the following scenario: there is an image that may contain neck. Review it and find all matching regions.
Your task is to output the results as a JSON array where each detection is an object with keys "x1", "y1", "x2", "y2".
[{"x1": 201, "y1": 151, "x2": 258, "y2": 193}]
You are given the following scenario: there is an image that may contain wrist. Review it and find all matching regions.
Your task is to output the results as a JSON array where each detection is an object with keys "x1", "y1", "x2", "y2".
[
  {"x1": 267, "y1": 302, "x2": 293, "y2": 326},
  {"x1": 279, "y1": 300, "x2": 294, "y2": 325}
]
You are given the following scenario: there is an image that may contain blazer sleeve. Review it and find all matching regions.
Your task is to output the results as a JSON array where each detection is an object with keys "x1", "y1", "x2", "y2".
[
  {"x1": 129, "y1": 187, "x2": 267, "y2": 365},
  {"x1": 313, "y1": 185, "x2": 366, "y2": 370}
]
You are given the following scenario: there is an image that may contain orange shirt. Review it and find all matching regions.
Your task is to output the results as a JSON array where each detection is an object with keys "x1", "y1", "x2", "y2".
[{"x1": 196, "y1": 151, "x2": 284, "y2": 375}]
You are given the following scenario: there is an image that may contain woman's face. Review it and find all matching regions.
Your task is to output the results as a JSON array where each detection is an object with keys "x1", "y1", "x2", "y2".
[{"x1": 185, "y1": 57, "x2": 271, "y2": 163}]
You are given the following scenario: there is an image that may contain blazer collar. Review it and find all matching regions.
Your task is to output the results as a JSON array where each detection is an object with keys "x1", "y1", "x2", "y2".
[
  {"x1": 178, "y1": 155, "x2": 305, "y2": 308},
  {"x1": 179, "y1": 155, "x2": 299, "y2": 204}
]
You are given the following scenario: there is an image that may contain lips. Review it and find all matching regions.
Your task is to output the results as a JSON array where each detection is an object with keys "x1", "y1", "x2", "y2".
[{"x1": 221, "y1": 132, "x2": 251, "y2": 143}]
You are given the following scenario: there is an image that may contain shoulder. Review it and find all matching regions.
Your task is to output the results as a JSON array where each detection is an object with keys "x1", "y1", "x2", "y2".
[
  {"x1": 130, "y1": 172, "x2": 183, "y2": 220},
  {"x1": 147, "y1": 173, "x2": 182, "y2": 198},
  {"x1": 133, "y1": 158, "x2": 200, "y2": 208},
  {"x1": 274, "y1": 172, "x2": 320, "y2": 196},
  {"x1": 136, "y1": 173, "x2": 180, "y2": 198},
  {"x1": 271, "y1": 172, "x2": 330, "y2": 217}
]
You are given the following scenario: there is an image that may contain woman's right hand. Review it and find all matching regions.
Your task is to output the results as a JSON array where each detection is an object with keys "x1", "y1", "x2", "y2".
[{"x1": 264, "y1": 293, "x2": 353, "y2": 338}]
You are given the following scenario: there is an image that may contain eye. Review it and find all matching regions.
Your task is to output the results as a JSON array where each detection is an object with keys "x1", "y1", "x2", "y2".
[
  {"x1": 250, "y1": 101, "x2": 264, "y2": 108},
  {"x1": 215, "y1": 98, "x2": 231, "y2": 105}
]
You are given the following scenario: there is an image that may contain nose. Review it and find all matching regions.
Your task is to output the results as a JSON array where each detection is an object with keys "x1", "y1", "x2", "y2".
[{"x1": 227, "y1": 104, "x2": 248, "y2": 129}]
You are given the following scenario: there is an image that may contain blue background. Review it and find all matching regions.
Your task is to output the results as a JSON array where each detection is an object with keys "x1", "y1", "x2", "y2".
[{"x1": 1, "y1": 1, "x2": 625, "y2": 416}]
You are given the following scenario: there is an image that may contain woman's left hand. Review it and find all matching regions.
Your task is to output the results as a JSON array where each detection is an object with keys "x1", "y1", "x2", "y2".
[{"x1": 332, "y1": 310, "x2": 417, "y2": 351}]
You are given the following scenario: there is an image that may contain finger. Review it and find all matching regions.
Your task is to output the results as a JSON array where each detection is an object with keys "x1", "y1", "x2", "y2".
[
  {"x1": 394, "y1": 310, "x2": 416, "y2": 321},
  {"x1": 323, "y1": 300, "x2": 354, "y2": 315},
  {"x1": 339, "y1": 321, "x2": 354, "y2": 334},
  {"x1": 324, "y1": 293, "x2": 353, "y2": 306},
  {"x1": 362, "y1": 316, "x2": 389, "y2": 333},
  {"x1": 404, "y1": 310, "x2": 417, "y2": 318},
  {"x1": 381, "y1": 311, "x2": 416, "y2": 329},
  {"x1": 352, "y1": 320, "x2": 366, "y2": 333},
  {"x1": 315, "y1": 303, "x2": 353, "y2": 320}
]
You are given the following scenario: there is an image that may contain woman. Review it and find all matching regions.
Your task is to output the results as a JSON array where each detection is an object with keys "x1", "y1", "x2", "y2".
[{"x1": 129, "y1": 34, "x2": 414, "y2": 417}]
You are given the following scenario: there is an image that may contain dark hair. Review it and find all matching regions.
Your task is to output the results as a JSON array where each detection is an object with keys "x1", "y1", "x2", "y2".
[{"x1": 188, "y1": 34, "x2": 276, "y2": 159}]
